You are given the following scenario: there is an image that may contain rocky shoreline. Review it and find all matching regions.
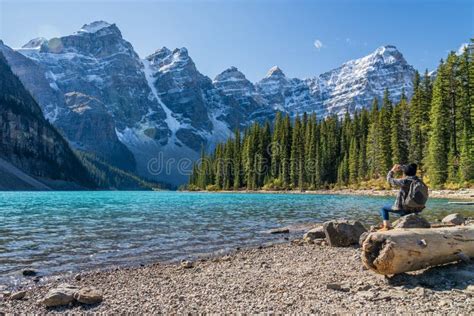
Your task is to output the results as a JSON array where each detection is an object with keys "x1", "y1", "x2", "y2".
[
  {"x1": 187, "y1": 188, "x2": 474, "y2": 200},
  {"x1": 1, "y1": 215, "x2": 473, "y2": 314}
]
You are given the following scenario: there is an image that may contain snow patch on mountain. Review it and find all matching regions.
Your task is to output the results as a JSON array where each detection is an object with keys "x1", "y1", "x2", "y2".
[
  {"x1": 76, "y1": 21, "x2": 113, "y2": 34},
  {"x1": 21, "y1": 37, "x2": 47, "y2": 49},
  {"x1": 142, "y1": 58, "x2": 188, "y2": 140}
]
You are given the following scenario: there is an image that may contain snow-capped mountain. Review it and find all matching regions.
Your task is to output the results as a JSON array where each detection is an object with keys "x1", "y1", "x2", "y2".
[
  {"x1": 2, "y1": 20, "x2": 417, "y2": 185},
  {"x1": 310, "y1": 45, "x2": 415, "y2": 115},
  {"x1": 254, "y1": 45, "x2": 415, "y2": 118}
]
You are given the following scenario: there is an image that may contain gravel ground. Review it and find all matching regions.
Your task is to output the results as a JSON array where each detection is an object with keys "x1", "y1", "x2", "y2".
[{"x1": 1, "y1": 240, "x2": 473, "y2": 314}]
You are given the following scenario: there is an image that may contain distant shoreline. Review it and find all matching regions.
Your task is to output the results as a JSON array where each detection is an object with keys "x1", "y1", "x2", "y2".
[{"x1": 183, "y1": 188, "x2": 474, "y2": 200}]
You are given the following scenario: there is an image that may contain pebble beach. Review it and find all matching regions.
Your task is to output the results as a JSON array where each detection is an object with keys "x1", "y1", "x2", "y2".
[{"x1": 2, "y1": 237, "x2": 473, "y2": 314}]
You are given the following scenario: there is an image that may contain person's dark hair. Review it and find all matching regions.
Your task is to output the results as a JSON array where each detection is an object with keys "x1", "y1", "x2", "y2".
[{"x1": 402, "y1": 163, "x2": 417, "y2": 176}]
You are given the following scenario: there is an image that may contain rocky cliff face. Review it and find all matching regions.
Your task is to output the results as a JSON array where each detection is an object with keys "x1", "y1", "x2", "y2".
[
  {"x1": 5, "y1": 21, "x2": 417, "y2": 185},
  {"x1": 143, "y1": 47, "x2": 233, "y2": 151},
  {"x1": 0, "y1": 51, "x2": 95, "y2": 189},
  {"x1": 213, "y1": 66, "x2": 271, "y2": 124}
]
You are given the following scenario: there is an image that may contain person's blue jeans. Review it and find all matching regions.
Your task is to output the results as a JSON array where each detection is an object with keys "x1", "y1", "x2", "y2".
[{"x1": 380, "y1": 204, "x2": 410, "y2": 221}]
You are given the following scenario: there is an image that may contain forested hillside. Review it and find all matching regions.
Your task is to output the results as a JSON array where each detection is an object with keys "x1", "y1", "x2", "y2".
[
  {"x1": 0, "y1": 51, "x2": 163, "y2": 190},
  {"x1": 0, "y1": 52, "x2": 96, "y2": 189},
  {"x1": 188, "y1": 43, "x2": 473, "y2": 190}
]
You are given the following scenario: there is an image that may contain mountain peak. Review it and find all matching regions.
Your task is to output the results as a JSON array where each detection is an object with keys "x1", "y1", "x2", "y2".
[
  {"x1": 266, "y1": 66, "x2": 285, "y2": 78},
  {"x1": 214, "y1": 66, "x2": 247, "y2": 82},
  {"x1": 21, "y1": 37, "x2": 48, "y2": 49},
  {"x1": 374, "y1": 45, "x2": 399, "y2": 55},
  {"x1": 77, "y1": 21, "x2": 114, "y2": 34},
  {"x1": 172, "y1": 47, "x2": 189, "y2": 57},
  {"x1": 155, "y1": 46, "x2": 171, "y2": 55}
]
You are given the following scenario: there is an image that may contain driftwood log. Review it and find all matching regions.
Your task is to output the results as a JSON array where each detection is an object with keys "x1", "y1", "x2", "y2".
[{"x1": 361, "y1": 226, "x2": 474, "y2": 275}]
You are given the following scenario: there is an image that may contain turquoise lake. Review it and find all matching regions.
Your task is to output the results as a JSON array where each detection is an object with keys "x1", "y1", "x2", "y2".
[{"x1": 0, "y1": 191, "x2": 473, "y2": 285}]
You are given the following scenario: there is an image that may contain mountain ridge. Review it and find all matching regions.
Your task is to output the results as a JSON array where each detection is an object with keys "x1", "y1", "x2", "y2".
[{"x1": 2, "y1": 21, "x2": 418, "y2": 185}]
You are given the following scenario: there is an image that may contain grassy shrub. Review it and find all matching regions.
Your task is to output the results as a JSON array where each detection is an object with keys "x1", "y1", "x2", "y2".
[{"x1": 206, "y1": 184, "x2": 219, "y2": 191}]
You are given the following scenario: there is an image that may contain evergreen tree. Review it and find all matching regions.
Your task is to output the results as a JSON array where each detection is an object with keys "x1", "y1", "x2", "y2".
[
  {"x1": 391, "y1": 92, "x2": 410, "y2": 165},
  {"x1": 348, "y1": 137, "x2": 359, "y2": 183},
  {"x1": 377, "y1": 89, "x2": 393, "y2": 172},
  {"x1": 427, "y1": 61, "x2": 450, "y2": 187},
  {"x1": 233, "y1": 129, "x2": 242, "y2": 189},
  {"x1": 457, "y1": 43, "x2": 473, "y2": 182},
  {"x1": 366, "y1": 98, "x2": 380, "y2": 178}
]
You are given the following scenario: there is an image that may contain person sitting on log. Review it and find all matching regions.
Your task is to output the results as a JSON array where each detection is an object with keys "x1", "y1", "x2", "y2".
[{"x1": 379, "y1": 163, "x2": 429, "y2": 231}]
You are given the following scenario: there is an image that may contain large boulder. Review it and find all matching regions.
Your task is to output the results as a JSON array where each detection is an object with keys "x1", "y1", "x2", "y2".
[
  {"x1": 442, "y1": 213, "x2": 465, "y2": 226},
  {"x1": 303, "y1": 226, "x2": 325, "y2": 241},
  {"x1": 40, "y1": 284, "x2": 79, "y2": 307},
  {"x1": 393, "y1": 213, "x2": 430, "y2": 229},
  {"x1": 323, "y1": 220, "x2": 367, "y2": 247}
]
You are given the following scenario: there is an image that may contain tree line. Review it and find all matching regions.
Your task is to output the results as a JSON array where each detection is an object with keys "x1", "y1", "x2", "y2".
[{"x1": 188, "y1": 43, "x2": 473, "y2": 190}]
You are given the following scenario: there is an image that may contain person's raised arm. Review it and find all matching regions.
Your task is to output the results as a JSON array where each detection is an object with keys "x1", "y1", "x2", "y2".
[{"x1": 387, "y1": 164, "x2": 404, "y2": 187}]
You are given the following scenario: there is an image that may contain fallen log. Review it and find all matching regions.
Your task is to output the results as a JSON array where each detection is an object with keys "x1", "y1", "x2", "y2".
[{"x1": 361, "y1": 226, "x2": 474, "y2": 275}]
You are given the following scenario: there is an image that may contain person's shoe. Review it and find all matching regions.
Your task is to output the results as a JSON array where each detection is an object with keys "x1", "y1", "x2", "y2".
[{"x1": 378, "y1": 226, "x2": 392, "y2": 232}]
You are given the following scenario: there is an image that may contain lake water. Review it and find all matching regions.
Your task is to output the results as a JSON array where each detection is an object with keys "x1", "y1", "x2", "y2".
[{"x1": 0, "y1": 191, "x2": 472, "y2": 285}]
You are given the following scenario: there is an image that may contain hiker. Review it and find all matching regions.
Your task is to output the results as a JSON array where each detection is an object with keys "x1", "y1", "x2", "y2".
[{"x1": 379, "y1": 163, "x2": 429, "y2": 230}]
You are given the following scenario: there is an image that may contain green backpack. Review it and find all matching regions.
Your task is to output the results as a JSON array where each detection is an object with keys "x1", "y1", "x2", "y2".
[{"x1": 404, "y1": 178, "x2": 429, "y2": 210}]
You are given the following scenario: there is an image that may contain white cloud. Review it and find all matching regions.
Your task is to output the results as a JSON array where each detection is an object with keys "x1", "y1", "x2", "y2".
[
  {"x1": 457, "y1": 43, "x2": 468, "y2": 55},
  {"x1": 313, "y1": 39, "x2": 324, "y2": 50}
]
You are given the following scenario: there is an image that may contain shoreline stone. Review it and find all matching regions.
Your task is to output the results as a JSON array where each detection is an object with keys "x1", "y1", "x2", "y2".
[
  {"x1": 323, "y1": 220, "x2": 367, "y2": 247},
  {"x1": 393, "y1": 214, "x2": 430, "y2": 229},
  {"x1": 40, "y1": 284, "x2": 78, "y2": 307},
  {"x1": 442, "y1": 213, "x2": 465, "y2": 226},
  {"x1": 303, "y1": 226, "x2": 325, "y2": 241},
  {"x1": 9, "y1": 291, "x2": 26, "y2": 300},
  {"x1": 269, "y1": 227, "x2": 290, "y2": 234},
  {"x1": 73, "y1": 287, "x2": 103, "y2": 305},
  {"x1": 22, "y1": 269, "x2": 37, "y2": 277}
]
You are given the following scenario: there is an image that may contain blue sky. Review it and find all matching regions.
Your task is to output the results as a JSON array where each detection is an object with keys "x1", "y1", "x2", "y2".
[{"x1": 0, "y1": 0, "x2": 472, "y2": 82}]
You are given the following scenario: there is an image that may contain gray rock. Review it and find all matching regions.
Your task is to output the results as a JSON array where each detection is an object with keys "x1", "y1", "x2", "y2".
[
  {"x1": 441, "y1": 213, "x2": 465, "y2": 225},
  {"x1": 73, "y1": 287, "x2": 103, "y2": 305},
  {"x1": 323, "y1": 220, "x2": 367, "y2": 247},
  {"x1": 74, "y1": 273, "x2": 82, "y2": 281},
  {"x1": 269, "y1": 227, "x2": 290, "y2": 234},
  {"x1": 356, "y1": 284, "x2": 372, "y2": 291},
  {"x1": 393, "y1": 214, "x2": 431, "y2": 229},
  {"x1": 9, "y1": 291, "x2": 26, "y2": 300},
  {"x1": 303, "y1": 226, "x2": 325, "y2": 240},
  {"x1": 181, "y1": 260, "x2": 194, "y2": 269},
  {"x1": 326, "y1": 283, "x2": 350, "y2": 292},
  {"x1": 22, "y1": 269, "x2": 37, "y2": 277},
  {"x1": 465, "y1": 285, "x2": 474, "y2": 294},
  {"x1": 40, "y1": 284, "x2": 79, "y2": 307}
]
